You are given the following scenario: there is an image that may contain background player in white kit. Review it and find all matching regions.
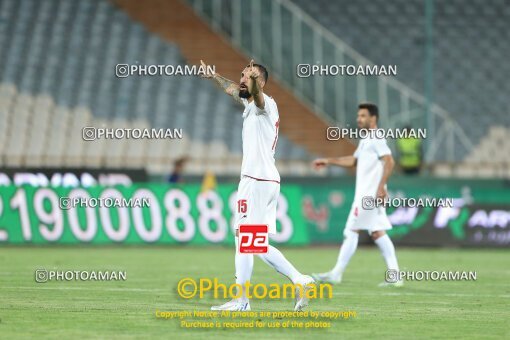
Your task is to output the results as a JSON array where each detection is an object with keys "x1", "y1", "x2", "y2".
[
  {"x1": 311, "y1": 103, "x2": 402, "y2": 287},
  {"x1": 200, "y1": 59, "x2": 314, "y2": 311}
]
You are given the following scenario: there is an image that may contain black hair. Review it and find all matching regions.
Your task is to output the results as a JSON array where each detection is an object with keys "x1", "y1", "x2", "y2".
[{"x1": 250, "y1": 63, "x2": 269, "y2": 83}]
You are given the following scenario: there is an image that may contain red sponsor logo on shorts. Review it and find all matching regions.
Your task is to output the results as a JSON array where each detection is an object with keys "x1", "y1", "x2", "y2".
[
  {"x1": 239, "y1": 225, "x2": 268, "y2": 254},
  {"x1": 354, "y1": 207, "x2": 358, "y2": 217}
]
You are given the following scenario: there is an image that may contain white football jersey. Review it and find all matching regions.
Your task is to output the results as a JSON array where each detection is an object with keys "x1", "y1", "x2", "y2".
[
  {"x1": 240, "y1": 93, "x2": 280, "y2": 182},
  {"x1": 353, "y1": 133, "x2": 392, "y2": 203}
]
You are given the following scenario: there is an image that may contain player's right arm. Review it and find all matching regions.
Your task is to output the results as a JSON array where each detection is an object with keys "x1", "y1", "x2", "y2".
[
  {"x1": 200, "y1": 60, "x2": 243, "y2": 105},
  {"x1": 312, "y1": 156, "x2": 357, "y2": 169}
]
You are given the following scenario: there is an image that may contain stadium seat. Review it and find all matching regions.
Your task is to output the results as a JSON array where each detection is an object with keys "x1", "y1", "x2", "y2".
[
  {"x1": 0, "y1": 0, "x2": 314, "y2": 174},
  {"x1": 290, "y1": 0, "x2": 510, "y2": 162}
]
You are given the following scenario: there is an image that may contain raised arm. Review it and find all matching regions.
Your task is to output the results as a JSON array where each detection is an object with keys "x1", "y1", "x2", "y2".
[
  {"x1": 200, "y1": 60, "x2": 243, "y2": 105},
  {"x1": 244, "y1": 60, "x2": 264, "y2": 109},
  {"x1": 312, "y1": 156, "x2": 357, "y2": 169}
]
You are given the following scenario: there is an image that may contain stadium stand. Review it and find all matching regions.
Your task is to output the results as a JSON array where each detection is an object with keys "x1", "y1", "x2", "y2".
[
  {"x1": 291, "y1": 0, "x2": 510, "y2": 161},
  {"x1": 182, "y1": 0, "x2": 478, "y2": 165},
  {"x1": 0, "y1": 0, "x2": 316, "y2": 176},
  {"x1": 114, "y1": 0, "x2": 355, "y2": 166},
  {"x1": 180, "y1": 0, "x2": 508, "y2": 177},
  {"x1": 1, "y1": 0, "x2": 508, "y2": 178},
  {"x1": 433, "y1": 126, "x2": 510, "y2": 178}
]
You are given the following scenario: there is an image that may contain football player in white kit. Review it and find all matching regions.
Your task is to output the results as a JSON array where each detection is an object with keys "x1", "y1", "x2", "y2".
[
  {"x1": 311, "y1": 103, "x2": 402, "y2": 287},
  {"x1": 200, "y1": 60, "x2": 314, "y2": 311}
]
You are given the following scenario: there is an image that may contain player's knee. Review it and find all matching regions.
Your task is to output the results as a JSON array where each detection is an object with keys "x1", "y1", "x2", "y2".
[
  {"x1": 371, "y1": 230, "x2": 385, "y2": 240},
  {"x1": 343, "y1": 229, "x2": 360, "y2": 240}
]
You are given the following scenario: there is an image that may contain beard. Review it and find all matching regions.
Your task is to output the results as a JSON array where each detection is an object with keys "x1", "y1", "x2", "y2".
[{"x1": 238, "y1": 88, "x2": 251, "y2": 99}]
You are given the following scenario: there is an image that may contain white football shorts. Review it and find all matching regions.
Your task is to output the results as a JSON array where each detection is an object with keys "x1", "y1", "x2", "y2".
[
  {"x1": 345, "y1": 200, "x2": 392, "y2": 234},
  {"x1": 234, "y1": 175, "x2": 279, "y2": 234}
]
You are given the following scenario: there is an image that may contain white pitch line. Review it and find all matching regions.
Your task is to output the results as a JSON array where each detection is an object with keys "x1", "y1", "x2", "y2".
[
  {"x1": 1, "y1": 286, "x2": 171, "y2": 293},
  {"x1": 332, "y1": 291, "x2": 509, "y2": 298}
]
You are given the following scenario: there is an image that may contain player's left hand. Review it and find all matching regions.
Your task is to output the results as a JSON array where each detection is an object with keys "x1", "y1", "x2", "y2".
[
  {"x1": 376, "y1": 185, "x2": 387, "y2": 200},
  {"x1": 245, "y1": 59, "x2": 260, "y2": 80}
]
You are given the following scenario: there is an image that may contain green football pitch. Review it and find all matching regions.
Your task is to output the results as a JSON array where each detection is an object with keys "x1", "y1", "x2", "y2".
[{"x1": 0, "y1": 246, "x2": 508, "y2": 339}]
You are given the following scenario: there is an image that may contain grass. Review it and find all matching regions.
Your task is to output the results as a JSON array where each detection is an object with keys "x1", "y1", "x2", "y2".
[{"x1": 0, "y1": 246, "x2": 509, "y2": 339}]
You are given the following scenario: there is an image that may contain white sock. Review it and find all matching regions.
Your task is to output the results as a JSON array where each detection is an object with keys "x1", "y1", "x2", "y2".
[
  {"x1": 235, "y1": 237, "x2": 253, "y2": 300},
  {"x1": 257, "y1": 245, "x2": 302, "y2": 283},
  {"x1": 374, "y1": 234, "x2": 400, "y2": 271},
  {"x1": 331, "y1": 229, "x2": 359, "y2": 277}
]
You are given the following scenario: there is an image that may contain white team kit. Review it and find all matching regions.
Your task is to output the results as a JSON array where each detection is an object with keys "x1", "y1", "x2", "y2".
[
  {"x1": 235, "y1": 93, "x2": 281, "y2": 234},
  {"x1": 211, "y1": 70, "x2": 314, "y2": 312},
  {"x1": 346, "y1": 134, "x2": 393, "y2": 233},
  {"x1": 312, "y1": 128, "x2": 401, "y2": 287}
]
